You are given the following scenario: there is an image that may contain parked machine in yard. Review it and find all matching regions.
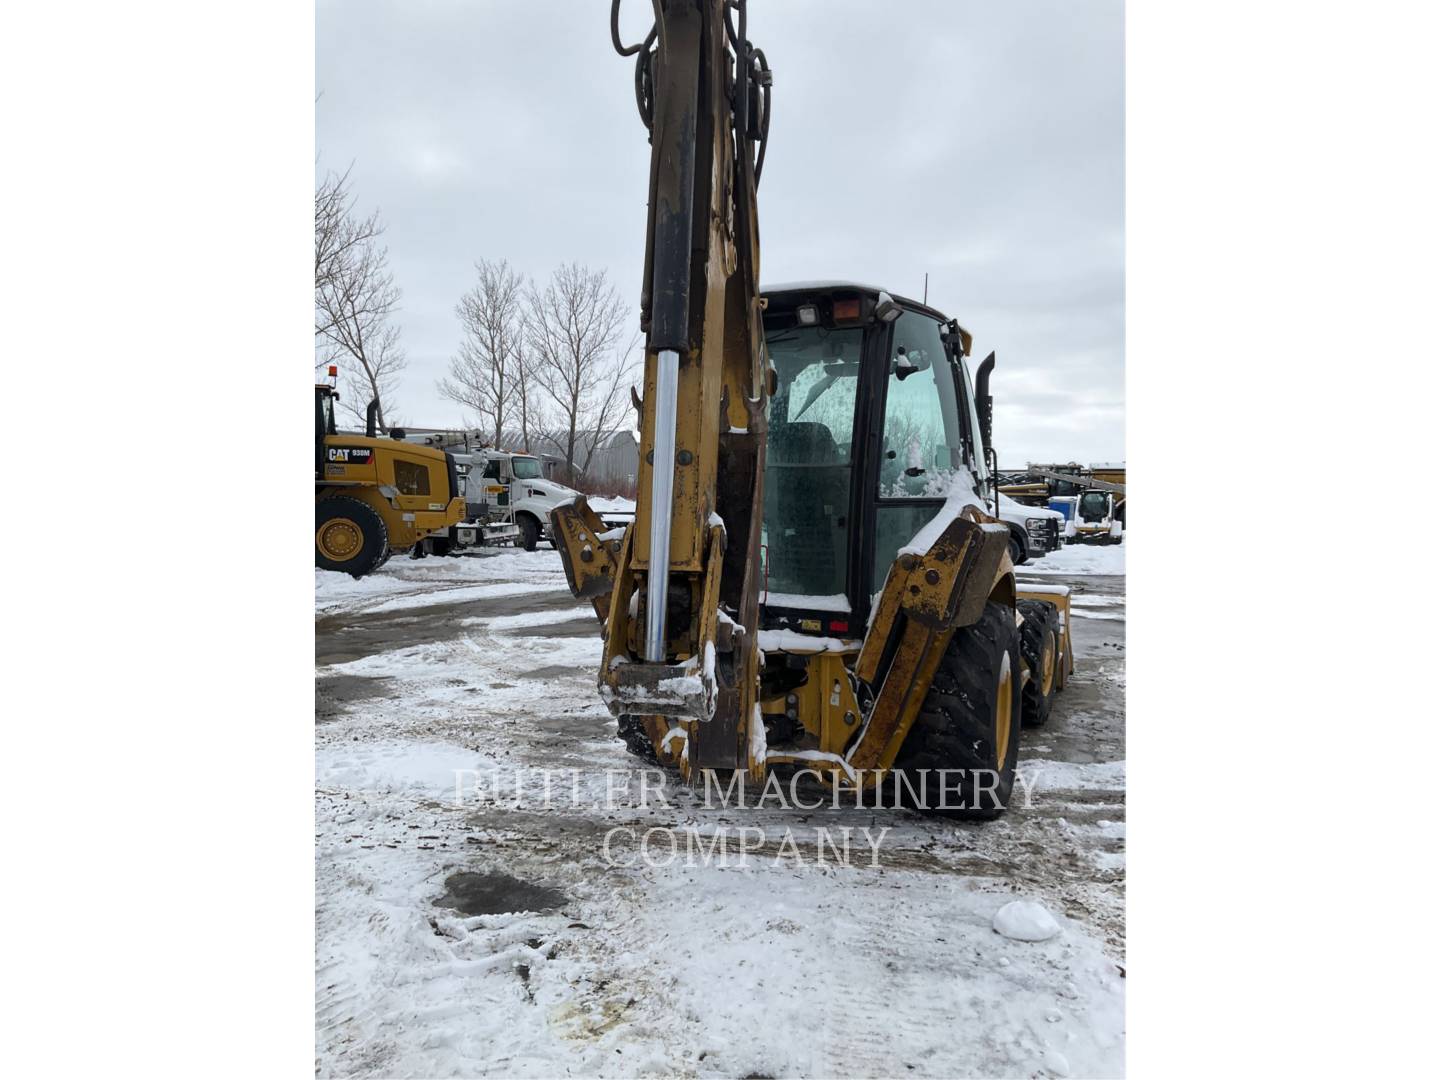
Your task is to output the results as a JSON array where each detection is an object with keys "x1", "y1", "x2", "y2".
[
  {"x1": 1001, "y1": 462, "x2": 1125, "y2": 545},
  {"x1": 387, "y1": 431, "x2": 582, "y2": 553},
  {"x1": 459, "y1": 449, "x2": 579, "y2": 551},
  {"x1": 997, "y1": 492, "x2": 1065, "y2": 564},
  {"x1": 545, "y1": 0, "x2": 1073, "y2": 816},
  {"x1": 314, "y1": 377, "x2": 465, "y2": 577}
]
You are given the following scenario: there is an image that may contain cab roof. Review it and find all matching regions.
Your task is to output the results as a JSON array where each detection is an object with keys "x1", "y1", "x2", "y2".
[{"x1": 762, "y1": 280, "x2": 951, "y2": 325}]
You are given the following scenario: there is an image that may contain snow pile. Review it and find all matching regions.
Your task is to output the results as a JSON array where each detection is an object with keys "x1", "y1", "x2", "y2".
[
  {"x1": 898, "y1": 476, "x2": 989, "y2": 558},
  {"x1": 756, "y1": 629, "x2": 857, "y2": 654},
  {"x1": 1043, "y1": 1048, "x2": 1072, "y2": 1077},
  {"x1": 587, "y1": 496, "x2": 636, "y2": 515},
  {"x1": 316, "y1": 741, "x2": 495, "y2": 801},
  {"x1": 1018, "y1": 541, "x2": 1126, "y2": 576},
  {"x1": 993, "y1": 899, "x2": 1062, "y2": 942},
  {"x1": 315, "y1": 547, "x2": 570, "y2": 615},
  {"x1": 1018, "y1": 758, "x2": 1127, "y2": 792}
]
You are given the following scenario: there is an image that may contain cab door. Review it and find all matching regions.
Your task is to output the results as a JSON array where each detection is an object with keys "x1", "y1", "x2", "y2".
[
  {"x1": 866, "y1": 308, "x2": 979, "y2": 594},
  {"x1": 470, "y1": 457, "x2": 510, "y2": 521}
]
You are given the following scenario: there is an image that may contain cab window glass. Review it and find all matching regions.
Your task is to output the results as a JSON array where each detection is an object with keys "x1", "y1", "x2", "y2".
[
  {"x1": 872, "y1": 311, "x2": 967, "y2": 593},
  {"x1": 394, "y1": 459, "x2": 430, "y2": 496},
  {"x1": 761, "y1": 324, "x2": 863, "y2": 600},
  {"x1": 876, "y1": 312, "x2": 964, "y2": 499}
]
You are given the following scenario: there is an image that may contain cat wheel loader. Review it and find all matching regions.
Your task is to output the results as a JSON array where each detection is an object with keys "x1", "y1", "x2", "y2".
[
  {"x1": 315, "y1": 379, "x2": 466, "y2": 578},
  {"x1": 549, "y1": 0, "x2": 1072, "y2": 815}
]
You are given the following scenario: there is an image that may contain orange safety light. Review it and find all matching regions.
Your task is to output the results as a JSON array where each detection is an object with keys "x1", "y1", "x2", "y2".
[
  {"x1": 327, "y1": 365, "x2": 338, "y2": 377},
  {"x1": 832, "y1": 298, "x2": 861, "y2": 321}
]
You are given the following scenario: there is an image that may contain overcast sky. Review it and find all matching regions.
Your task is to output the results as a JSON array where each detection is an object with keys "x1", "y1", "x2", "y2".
[{"x1": 317, "y1": 0, "x2": 1123, "y2": 466}]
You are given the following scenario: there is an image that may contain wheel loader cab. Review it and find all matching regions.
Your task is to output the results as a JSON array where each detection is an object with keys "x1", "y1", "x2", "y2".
[
  {"x1": 761, "y1": 285, "x2": 991, "y2": 632},
  {"x1": 315, "y1": 384, "x2": 339, "y2": 478}
]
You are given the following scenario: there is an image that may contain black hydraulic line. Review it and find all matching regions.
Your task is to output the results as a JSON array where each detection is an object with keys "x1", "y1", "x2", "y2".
[{"x1": 611, "y1": 0, "x2": 660, "y2": 55}]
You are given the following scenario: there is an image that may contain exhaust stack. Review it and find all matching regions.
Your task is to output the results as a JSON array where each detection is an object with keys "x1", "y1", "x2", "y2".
[{"x1": 974, "y1": 351, "x2": 996, "y2": 453}]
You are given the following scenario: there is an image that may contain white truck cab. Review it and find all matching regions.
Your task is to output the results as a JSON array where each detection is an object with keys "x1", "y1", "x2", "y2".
[
  {"x1": 996, "y1": 492, "x2": 1066, "y2": 564},
  {"x1": 463, "y1": 450, "x2": 581, "y2": 551}
]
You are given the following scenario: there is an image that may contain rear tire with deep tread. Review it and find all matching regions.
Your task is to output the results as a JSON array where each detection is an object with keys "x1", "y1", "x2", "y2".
[
  {"x1": 1017, "y1": 599, "x2": 1061, "y2": 728},
  {"x1": 892, "y1": 601, "x2": 1024, "y2": 819},
  {"x1": 315, "y1": 497, "x2": 388, "y2": 579}
]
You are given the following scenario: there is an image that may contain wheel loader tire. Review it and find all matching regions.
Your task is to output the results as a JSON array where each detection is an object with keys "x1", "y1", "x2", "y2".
[
  {"x1": 315, "y1": 497, "x2": 388, "y2": 579},
  {"x1": 429, "y1": 536, "x2": 454, "y2": 557},
  {"x1": 517, "y1": 514, "x2": 540, "y2": 552},
  {"x1": 892, "y1": 601, "x2": 1024, "y2": 819},
  {"x1": 616, "y1": 715, "x2": 659, "y2": 766},
  {"x1": 1007, "y1": 532, "x2": 1028, "y2": 566},
  {"x1": 1017, "y1": 599, "x2": 1061, "y2": 728}
]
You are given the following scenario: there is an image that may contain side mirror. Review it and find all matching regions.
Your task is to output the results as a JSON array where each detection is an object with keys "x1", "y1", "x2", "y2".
[{"x1": 893, "y1": 346, "x2": 930, "y2": 381}]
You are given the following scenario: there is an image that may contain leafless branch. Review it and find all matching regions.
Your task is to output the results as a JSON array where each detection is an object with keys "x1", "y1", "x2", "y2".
[
  {"x1": 314, "y1": 170, "x2": 406, "y2": 430},
  {"x1": 525, "y1": 263, "x2": 636, "y2": 485},
  {"x1": 439, "y1": 259, "x2": 528, "y2": 445}
]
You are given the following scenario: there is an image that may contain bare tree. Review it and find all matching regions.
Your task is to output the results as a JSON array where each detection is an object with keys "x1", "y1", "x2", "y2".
[
  {"x1": 439, "y1": 259, "x2": 527, "y2": 444},
  {"x1": 513, "y1": 334, "x2": 538, "y2": 451},
  {"x1": 314, "y1": 165, "x2": 381, "y2": 342},
  {"x1": 526, "y1": 264, "x2": 636, "y2": 484},
  {"x1": 314, "y1": 170, "x2": 406, "y2": 429}
]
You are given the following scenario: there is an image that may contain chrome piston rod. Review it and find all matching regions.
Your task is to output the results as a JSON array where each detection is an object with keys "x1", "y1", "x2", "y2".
[{"x1": 645, "y1": 348, "x2": 680, "y2": 662}]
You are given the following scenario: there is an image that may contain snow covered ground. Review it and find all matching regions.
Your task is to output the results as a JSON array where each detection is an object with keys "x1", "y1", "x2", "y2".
[
  {"x1": 316, "y1": 545, "x2": 1126, "y2": 1077},
  {"x1": 1018, "y1": 540, "x2": 1126, "y2": 576}
]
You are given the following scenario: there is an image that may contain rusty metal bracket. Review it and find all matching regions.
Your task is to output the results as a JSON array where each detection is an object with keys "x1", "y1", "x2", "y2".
[
  {"x1": 846, "y1": 514, "x2": 1012, "y2": 775},
  {"x1": 549, "y1": 496, "x2": 623, "y2": 620}
]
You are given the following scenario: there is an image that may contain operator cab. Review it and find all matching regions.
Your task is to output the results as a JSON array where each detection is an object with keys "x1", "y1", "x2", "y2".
[
  {"x1": 1079, "y1": 491, "x2": 1111, "y2": 522},
  {"x1": 510, "y1": 455, "x2": 544, "y2": 481},
  {"x1": 760, "y1": 282, "x2": 992, "y2": 636},
  {"x1": 315, "y1": 384, "x2": 339, "y2": 478}
]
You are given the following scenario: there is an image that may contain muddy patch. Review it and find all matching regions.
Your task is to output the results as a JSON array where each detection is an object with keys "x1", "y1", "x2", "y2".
[
  {"x1": 515, "y1": 617, "x2": 600, "y2": 641},
  {"x1": 518, "y1": 663, "x2": 592, "y2": 681},
  {"x1": 315, "y1": 674, "x2": 395, "y2": 722},
  {"x1": 315, "y1": 587, "x2": 572, "y2": 665},
  {"x1": 432, "y1": 870, "x2": 568, "y2": 916}
]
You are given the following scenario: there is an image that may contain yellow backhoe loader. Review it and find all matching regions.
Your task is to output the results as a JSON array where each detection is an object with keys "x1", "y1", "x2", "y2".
[
  {"x1": 549, "y1": 0, "x2": 1071, "y2": 815},
  {"x1": 315, "y1": 377, "x2": 465, "y2": 578}
]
